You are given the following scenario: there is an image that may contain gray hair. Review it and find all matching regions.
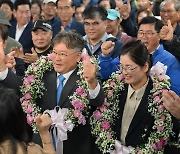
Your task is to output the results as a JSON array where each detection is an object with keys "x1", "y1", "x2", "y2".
[
  {"x1": 160, "y1": 0, "x2": 180, "y2": 11},
  {"x1": 52, "y1": 31, "x2": 85, "y2": 52}
]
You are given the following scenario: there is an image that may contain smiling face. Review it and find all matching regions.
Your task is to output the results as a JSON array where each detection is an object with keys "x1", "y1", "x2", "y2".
[
  {"x1": 57, "y1": 0, "x2": 75, "y2": 24},
  {"x1": 84, "y1": 17, "x2": 107, "y2": 44},
  {"x1": 137, "y1": 23, "x2": 160, "y2": 53},
  {"x1": 14, "y1": 4, "x2": 31, "y2": 27},
  {"x1": 120, "y1": 54, "x2": 148, "y2": 89},
  {"x1": 52, "y1": 43, "x2": 81, "y2": 74},
  {"x1": 160, "y1": 1, "x2": 176, "y2": 25}
]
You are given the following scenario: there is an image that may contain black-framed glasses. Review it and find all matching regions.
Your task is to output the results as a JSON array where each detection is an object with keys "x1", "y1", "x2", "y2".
[
  {"x1": 120, "y1": 64, "x2": 139, "y2": 72},
  {"x1": 137, "y1": 30, "x2": 158, "y2": 38}
]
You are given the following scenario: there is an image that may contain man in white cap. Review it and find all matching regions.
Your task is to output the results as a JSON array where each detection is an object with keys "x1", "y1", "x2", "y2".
[
  {"x1": 42, "y1": 0, "x2": 60, "y2": 26},
  {"x1": 106, "y1": 9, "x2": 132, "y2": 44}
]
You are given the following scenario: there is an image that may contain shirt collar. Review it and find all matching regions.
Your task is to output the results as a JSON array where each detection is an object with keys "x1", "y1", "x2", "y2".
[{"x1": 127, "y1": 78, "x2": 149, "y2": 101}]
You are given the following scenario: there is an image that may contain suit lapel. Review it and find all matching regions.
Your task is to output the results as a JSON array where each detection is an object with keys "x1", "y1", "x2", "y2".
[
  {"x1": 59, "y1": 68, "x2": 79, "y2": 108},
  {"x1": 126, "y1": 79, "x2": 153, "y2": 136}
]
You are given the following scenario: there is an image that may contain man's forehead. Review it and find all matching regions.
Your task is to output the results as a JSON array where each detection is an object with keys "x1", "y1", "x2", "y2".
[{"x1": 17, "y1": 4, "x2": 30, "y2": 10}]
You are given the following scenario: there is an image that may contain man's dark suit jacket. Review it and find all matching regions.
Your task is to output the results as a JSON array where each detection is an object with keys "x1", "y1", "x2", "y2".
[
  {"x1": 114, "y1": 79, "x2": 154, "y2": 147},
  {"x1": 1, "y1": 67, "x2": 104, "y2": 154},
  {"x1": 52, "y1": 18, "x2": 85, "y2": 38},
  {"x1": 9, "y1": 20, "x2": 33, "y2": 54}
]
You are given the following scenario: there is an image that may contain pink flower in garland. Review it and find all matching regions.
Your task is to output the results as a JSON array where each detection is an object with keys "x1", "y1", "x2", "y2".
[
  {"x1": 73, "y1": 110, "x2": 81, "y2": 117},
  {"x1": 154, "y1": 96, "x2": 160, "y2": 102},
  {"x1": 24, "y1": 75, "x2": 35, "y2": 84},
  {"x1": 157, "y1": 125, "x2": 164, "y2": 131},
  {"x1": 108, "y1": 90, "x2": 113, "y2": 97},
  {"x1": 117, "y1": 74, "x2": 124, "y2": 80},
  {"x1": 106, "y1": 132, "x2": 112, "y2": 139},
  {"x1": 47, "y1": 53, "x2": 53, "y2": 60},
  {"x1": 152, "y1": 138, "x2": 167, "y2": 150},
  {"x1": 78, "y1": 114, "x2": 86, "y2": 125},
  {"x1": 25, "y1": 104, "x2": 33, "y2": 114},
  {"x1": 93, "y1": 110, "x2": 102, "y2": 120},
  {"x1": 158, "y1": 104, "x2": 164, "y2": 112},
  {"x1": 24, "y1": 93, "x2": 31, "y2": 100},
  {"x1": 101, "y1": 121, "x2": 110, "y2": 130},
  {"x1": 72, "y1": 100, "x2": 84, "y2": 110},
  {"x1": 110, "y1": 80, "x2": 115, "y2": 86},
  {"x1": 27, "y1": 115, "x2": 34, "y2": 126},
  {"x1": 160, "y1": 115, "x2": 166, "y2": 121},
  {"x1": 21, "y1": 100, "x2": 28, "y2": 106},
  {"x1": 76, "y1": 87, "x2": 84, "y2": 95},
  {"x1": 99, "y1": 105, "x2": 107, "y2": 112},
  {"x1": 81, "y1": 93, "x2": 87, "y2": 98}
]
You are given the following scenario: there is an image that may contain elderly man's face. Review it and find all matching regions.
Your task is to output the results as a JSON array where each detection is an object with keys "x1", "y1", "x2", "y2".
[
  {"x1": 160, "y1": 1, "x2": 176, "y2": 25},
  {"x1": 52, "y1": 43, "x2": 81, "y2": 74},
  {"x1": 32, "y1": 29, "x2": 52, "y2": 50}
]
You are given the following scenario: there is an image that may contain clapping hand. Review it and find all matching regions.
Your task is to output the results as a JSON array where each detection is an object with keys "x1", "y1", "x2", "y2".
[
  {"x1": 12, "y1": 47, "x2": 24, "y2": 59},
  {"x1": 23, "y1": 48, "x2": 38, "y2": 63},
  {"x1": 83, "y1": 55, "x2": 98, "y2": 90}
]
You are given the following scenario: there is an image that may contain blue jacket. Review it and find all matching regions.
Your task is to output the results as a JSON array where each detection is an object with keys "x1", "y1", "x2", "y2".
[{"x1": 99, "y1": 44, "x2": 180, "y2": 95}]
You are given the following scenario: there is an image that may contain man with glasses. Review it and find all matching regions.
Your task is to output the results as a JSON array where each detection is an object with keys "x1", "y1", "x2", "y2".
[
  {"x1": 0, "y1": 31, "x2": 105, "y2": 154},
  {"x1": 82, "y1": 5, "x2": 123, "y2": 59},
  {"x1": 99, "y1": 16, "x2": 180, "y2": 96},
  {"x1": 159, "y1": 0, "x2": 180, "y2": 61},
  {"x1": 52, "y1": 0, "x2": 85, "y2": 38},
  {"x1": 137, "y1": 16, "x2": 180, "y2": 95}
]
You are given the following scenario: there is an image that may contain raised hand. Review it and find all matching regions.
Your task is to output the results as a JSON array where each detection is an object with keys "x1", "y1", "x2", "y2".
[
  {"x1": 4, "y1": 51, "x2": 16, "y2": 70},
  {"x1": 117, "y1": 0, "x2": 131, "y2": 20},
  {"x1": 23, "y1": 48, "x2": 38, "y2": 64},
  {"x1": 101, "y1": 41, "x2": 115, "y2": 57},
  {"x1": 159, "y1": 20, "x2": 174, "y2": 41},
  {"x1": 36, "y1": 114, "x2": 53, "y2": 134},
  {"x1": 83, "y1": 55, "x2": 98, "y2": 90}
]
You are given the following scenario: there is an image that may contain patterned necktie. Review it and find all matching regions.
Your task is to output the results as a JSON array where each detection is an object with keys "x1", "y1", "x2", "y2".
[{"x1": 56, "y1": 75, "x2": 65, "y2": 105}]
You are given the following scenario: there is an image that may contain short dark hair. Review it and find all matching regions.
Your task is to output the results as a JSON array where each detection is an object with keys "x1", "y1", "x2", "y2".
[
  {"x1": 0, "y1": 24, "x2": 9, "y2": 41},
  {"x1": 98, "y1": 0, "x2": 116, "y2": 9},
  {"x1": 56, "y1": 0, "x2": 75, "y2": 7},
  {"x1": 0, "y1": 89, "x2": 30, "y2": 153},
  {"x1": 52, "y1": 31, "x2": 85, "y2": 52},
  {"x1": 138, "y1": 16, "x2": 163, "y2": 33},
  {"x1": 0, "y1": 0, "x2": 14, "y2": 11},
  {"x1": 14, "y1": 0, "x2": 31, "y2": 11},
  {"x1": 82, "y1": 5, "x2": 107, "y2": 21},
  {"x1": 120, "y1": 39, "x2": 153, "y2": 70}
]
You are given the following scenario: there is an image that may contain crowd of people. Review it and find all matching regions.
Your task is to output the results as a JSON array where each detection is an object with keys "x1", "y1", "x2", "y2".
[{"x1": 0, "y1": 0, "x2": 179, "y2": 153}]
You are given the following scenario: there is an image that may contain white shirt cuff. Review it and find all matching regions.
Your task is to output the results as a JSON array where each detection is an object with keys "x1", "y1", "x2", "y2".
[
  {"x1": 0, "y1": 68, "x2": 8, "y2": 80},
  {"x1": 88, "y1": 82, "x2": 100, "y2": 99}
]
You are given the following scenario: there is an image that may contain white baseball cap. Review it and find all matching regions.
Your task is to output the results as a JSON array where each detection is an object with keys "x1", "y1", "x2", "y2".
[{"x1": 43, "y1": 0, "x2": 57, "y2": 4}]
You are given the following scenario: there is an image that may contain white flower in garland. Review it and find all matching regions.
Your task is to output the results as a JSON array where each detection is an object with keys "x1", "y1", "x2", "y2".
[{"x1": 90, "y1": 62, "x2": 178, "y2": 154}]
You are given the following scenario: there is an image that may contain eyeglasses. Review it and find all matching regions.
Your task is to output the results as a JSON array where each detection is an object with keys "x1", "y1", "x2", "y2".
[
  {"x1": 52, "y1": 50, "x2": 77, "y2": 58},
  {"x1": 84, "y1": 21, "x2": 103, "y2": 28},
  {"x1": 160, "y1": 9, "x2": 175, "y2": 14},
  {"x1": 120, "y1": 64, "x2": 139, "y2": 73},
  {"x1": 137, "y1": 31, "x2": 158, "y2": 38}
]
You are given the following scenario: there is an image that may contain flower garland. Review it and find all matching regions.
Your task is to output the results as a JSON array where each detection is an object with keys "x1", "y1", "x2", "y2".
[
  {"x1": 90, "y1": 62, "x2": 176, "y2": 153},
  {"x1": 20, "y1": 55, "x2": 90, "y2": 133}
]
